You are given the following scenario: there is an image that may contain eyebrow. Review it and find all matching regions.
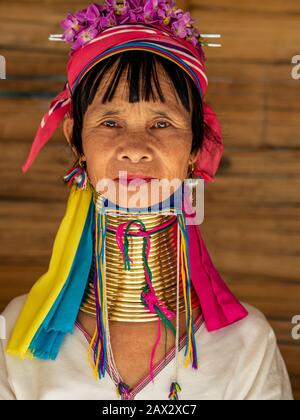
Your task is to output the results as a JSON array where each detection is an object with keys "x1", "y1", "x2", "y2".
[
  {"x1": 99, "y1": 108, "x2": 178, "y2": 119},
  {"x1": 150, "y1": 109, "x2": 173, "y2": 119},
  {"x1": 100, "y1": 110, "x2": 124, "y2": 117}
]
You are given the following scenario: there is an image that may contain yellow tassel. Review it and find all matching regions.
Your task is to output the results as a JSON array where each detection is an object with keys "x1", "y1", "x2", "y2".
[
  {"x1": 88, "y1": 327, "x2": 100, "y2": 380},
  {"x1": 179, "y1": 215, "x2": 193, "y2": 368},
  {"x1": 87, "y1": 209, "x2": 104, "y2": 379}
]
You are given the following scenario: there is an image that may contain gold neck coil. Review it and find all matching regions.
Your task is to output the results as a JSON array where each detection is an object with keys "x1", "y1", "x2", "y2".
[{"x1": 79, "y1": 191, "x2": 200, "y2": 322}]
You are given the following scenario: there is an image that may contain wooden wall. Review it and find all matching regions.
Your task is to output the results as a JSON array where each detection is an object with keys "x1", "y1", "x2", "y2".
[{"x1": 0, "y1": 0, "x2": 299, "y2": 400}]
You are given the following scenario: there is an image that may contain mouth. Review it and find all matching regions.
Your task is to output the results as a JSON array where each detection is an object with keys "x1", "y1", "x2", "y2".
[{"x1": 114, "y1": 173, "x2": 155, "y2": 185}]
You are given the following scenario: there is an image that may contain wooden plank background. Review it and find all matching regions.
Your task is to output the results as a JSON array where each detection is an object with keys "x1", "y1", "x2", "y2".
[{"x1": 0, "y1": 0, "x2": 299, "y2": 400}]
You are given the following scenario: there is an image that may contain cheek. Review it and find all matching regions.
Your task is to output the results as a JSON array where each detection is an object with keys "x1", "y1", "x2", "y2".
[
  {"x1": 168, "y1": 153, "x2": 190, "y2": 178},
  {"x1": 161, "y1": 133, "x2": 192, "y2": 175},
  {"x1": 82, "y1": 126, "x2": 115, "y2": 157},
  {"x1": 81, "y1": 132, "x2": 113, "y2": 183}
]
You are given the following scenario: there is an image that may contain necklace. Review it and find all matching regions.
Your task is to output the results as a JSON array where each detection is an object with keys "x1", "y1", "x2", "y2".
[{"x1": 80, "y1": 210, "x2": 200, "y2": 322}]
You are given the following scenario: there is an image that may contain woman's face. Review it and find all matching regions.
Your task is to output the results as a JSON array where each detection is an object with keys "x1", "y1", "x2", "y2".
[{"x1": 63, "y1": 62, "x2": 198, "y2": 207}]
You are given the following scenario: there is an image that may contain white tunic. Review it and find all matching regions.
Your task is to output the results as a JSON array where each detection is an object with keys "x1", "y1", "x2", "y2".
[{"x1": 0, "y1": 294, "x2": 294, "y2": 400}]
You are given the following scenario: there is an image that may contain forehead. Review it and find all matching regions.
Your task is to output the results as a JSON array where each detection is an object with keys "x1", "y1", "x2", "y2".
[{"x1": 87, "y1": 59, "x2": 191, "y2": 115}]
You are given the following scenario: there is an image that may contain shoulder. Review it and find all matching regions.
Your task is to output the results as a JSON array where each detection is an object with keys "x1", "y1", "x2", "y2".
[
  {"x1": 225, "y1": 301, "x2": 275, "y2": 339},
  {"x1": 203, "y1": 302, "x2": 294, "y2": 400},
  {"x1": 216, "y1": 301, "x2": 289, "y2": 385},
  {"x1": 1, "y1": 294, "x2": 28, "y2": 341},
  {"x1": 238, "y1": 301, "x2": 274, "y2": 335},
  {"x1": 228, "y1": 302, "x2": 294, "y2": 400},
  {"x1": 206, "y1": 301, "x2": 278, "y2": 354}
]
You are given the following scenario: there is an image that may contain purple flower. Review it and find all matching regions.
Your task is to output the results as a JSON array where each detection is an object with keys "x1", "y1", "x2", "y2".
[
  {"x1": 171, "y1": 11, "x2": 195, "y2": 38},
  {"x1": 85, "y1": 3, "x2": 102, "y2": 23},
  {"x1": 168, "y1": 6, "x2": 183, "y2": 20},
  {"x1": 122, "y1": 0, "x2": 145, "y2": 22},
  {"x1": 105, "y1": 0, "x2": 127, "y2": 16},
  {"x1": 63, "y1": 28, "x2": 77, "y2": 43},
  {"x1": 144, "y1": 0, "x2": 160, "y2": 23},
  {"x1": 171, "y1": 19, "x2": 189, "y2": 39},
  {"x1": 120, "y1": 1, "x2": 144, "y2": 23},
  {"x1": 180, "y1": 11, "x2": 194, "y2": 28},
  {"x1": 126, "y1": 0, "x2": 145, "y2": 8},
  {"x1": 61, "y1": 12, "x2": 86, "y2": 34},
  {"x1": 72, "y1": 24, "x2": 99, "y2": 50},
  {"x1": 146, "y1": 0, "x2": 159, "y2": 7},
  {"x1": 189, "y1": 27, "x2": 200, "y2": 41},
  {"x1": 105, "y1": 0, "x2": 117, "y2": 9},
  {"x1": 190, "y1": 36, "x2": 199, "y2": 47},
  {"x1": 106, "y1": 11, "x2": 118, "y2": 26},
  {"x1": 156, "y1": 3, "x2": 175, "y2": 25}
]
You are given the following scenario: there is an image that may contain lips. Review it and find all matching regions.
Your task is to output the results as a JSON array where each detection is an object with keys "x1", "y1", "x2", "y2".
[{"x1": 114, "y1": 174, "x2": 155, "y2": 185}]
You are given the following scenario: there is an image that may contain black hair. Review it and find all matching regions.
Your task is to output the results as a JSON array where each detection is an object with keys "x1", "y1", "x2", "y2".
[{"x1": 71, "y1": 50, "x2": 204, "y2": 157}]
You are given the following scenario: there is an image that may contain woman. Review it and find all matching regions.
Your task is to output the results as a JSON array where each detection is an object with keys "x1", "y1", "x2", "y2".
[{"x1": 0, "y1": 1, "x2": 294, "y2": 400}]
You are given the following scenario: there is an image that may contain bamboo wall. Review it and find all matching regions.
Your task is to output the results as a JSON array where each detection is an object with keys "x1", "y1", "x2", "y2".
[{"x1": 0, "y1": 0, "x2": 299, "y2": 399}]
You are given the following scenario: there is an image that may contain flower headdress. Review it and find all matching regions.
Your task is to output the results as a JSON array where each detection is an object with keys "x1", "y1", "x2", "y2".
[{"x1": 51, "y1": 0, "x2": 221, "y2": 58}]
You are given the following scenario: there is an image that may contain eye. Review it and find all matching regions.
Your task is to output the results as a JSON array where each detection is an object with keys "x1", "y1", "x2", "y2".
[
  {"x1": 153, "y1": 120, "x2": 171, "y2": 129},
  {"x1": 102, "y1": 120, "x2": 119, "y2": 128}
]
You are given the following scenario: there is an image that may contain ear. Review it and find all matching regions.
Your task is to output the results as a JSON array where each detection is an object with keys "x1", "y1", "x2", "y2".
[
  {"x1": 63, "y1": 117, "x2": 79, "y2": 158},
  {"x1": 189, "y1": 149, "x2": 199, "y2": 165}
]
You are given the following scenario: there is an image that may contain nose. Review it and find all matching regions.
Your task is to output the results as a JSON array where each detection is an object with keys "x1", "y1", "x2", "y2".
[{"x1": 116, "y1": 141, "x2": 153, "y2": 164}]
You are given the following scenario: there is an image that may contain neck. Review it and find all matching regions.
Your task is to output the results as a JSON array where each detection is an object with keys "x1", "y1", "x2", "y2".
[{"x1": 79, "y1": 209, "x2": 200, "y2": 322}]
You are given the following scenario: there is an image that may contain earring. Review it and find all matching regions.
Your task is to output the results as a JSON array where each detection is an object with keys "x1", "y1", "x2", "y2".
[
  {"x1": 188, "y1": 161, "x2": 195, "y2": 178},
  {"x1": 78, "y1": 156, "x2": 86, "y2": 168},
  {"x1": 63, "y1": 156, "x2": 88, "y2": 190},
  {"x1": 186, "y1": 162, "x2": 198, "y2": 208}
]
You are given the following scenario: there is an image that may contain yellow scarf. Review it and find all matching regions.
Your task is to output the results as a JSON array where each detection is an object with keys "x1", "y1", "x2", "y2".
[{"x1": 6, "y1": 183, "x2": 92, "y2": 358}]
